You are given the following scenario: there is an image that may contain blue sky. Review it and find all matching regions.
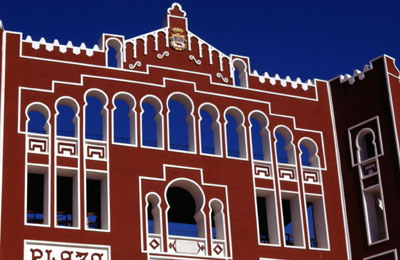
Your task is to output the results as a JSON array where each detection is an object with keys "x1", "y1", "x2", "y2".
[{"x1": 1, "y1": 0, "x2": 399, "y2": 81}]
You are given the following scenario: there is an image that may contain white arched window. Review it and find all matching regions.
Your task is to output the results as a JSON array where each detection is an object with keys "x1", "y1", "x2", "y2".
[
  {"x1": 274, "y1": 126, "x2": 295, "y2": 165},
  {"x1": 106, "y1": 38, "x2": 123, "y2": 68},
  {"x1": 146, "y1": 193, "x2": 162, "y2": 235},
  {"x1": 112, "y1": 92, "x2": 137, "y2": 145},
  {"x1": 224, "y1": 107, "x2": 247, "y2": 159},
  {"x1": 167, "y1": 93, "x2": 195, "y2": 152},
  {"x1": 199, "y1": 103, "x2": 222, "y2": 156},
  {"x1": 55, "y1": 97, "x2": 79, "y2": 138},
  {"x1": 84, "y1": 89, "x2": 108, "y2": 141},
  {"x1": 249, "y1": 111, "x2": 271, "y2": 161},
  {"x1": 356, "y1": 128, "x2": 388, "y2": 244},
  {"x1": 209, "y1": 199, "x2": 225, "y2": 240},
  {"x1": 298, "y1": 138, "x2": 319, "y2": 168},
  {"x1": 232, "y1": 59, "x2": 248, "y2": 87},
  {"x1": 356, "y1": 128, "x2": 377, "y2": 162},
  {"x1": 141, "y1": 95, "x2": 163, "y2": 149},
  {"x1": 165, "y1": 179, "x2": 205, "y2": 238},
  {"x1": 26, "y1": 103, "x2": 50, "y2": 135}
]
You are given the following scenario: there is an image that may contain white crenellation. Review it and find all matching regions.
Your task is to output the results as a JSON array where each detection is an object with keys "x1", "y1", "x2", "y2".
[
  {"x1": 254, "y1": 70, "x2": 315, "y2": 90},
  {"x1": 23, "y1": 35, "x2": 101, "y2": 57},
  {"x1": 198, "y1": 39, "x2": 204, "y2": 59},
  {"x1": 339, "y1": 65, "x2": 371, "y2": 85},
  {"x1": 124, "y1": 28, "x2": 167, "y2": 59}
]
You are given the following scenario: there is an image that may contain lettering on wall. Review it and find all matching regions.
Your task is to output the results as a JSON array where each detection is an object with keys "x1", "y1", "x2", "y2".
[{"x1": 24, "y1": 240, "x2": 110, "y2": 260}]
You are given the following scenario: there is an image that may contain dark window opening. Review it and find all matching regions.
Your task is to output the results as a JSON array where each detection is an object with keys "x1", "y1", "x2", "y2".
[
  {"x1": 257, "y1": 196, "x2": 269, "y2": 243},
  {"x1": 200, "y1": 110, "x2": 215, "y2": 154},
  {"x1": 168, "y1": 100, "x2": 189, "y2": 151},
  {"x1": 142, "y1": 102, "x2": 158, "y2": 147},
  {"x1": 275, "y1": 133, "x2": 288, "y2": 163},
  {"x1": 27, "y1": 173, "x2": 44, "y2": 224},
  {"x1": 167, "y1": 187, "x2": 197, "y2": 237},
  {"x1": 282, "y1": 199, "x2": 294, "y2": 245},
  {"x1": 365, "y1": 133, "x2": 375, "y2": 159},
  {"x1": 114, "y1": 99, "x2": 131, "y2": 144},
  {"x1": 251, "y1": 118, "x2": 264, "y2": 160},
  {"x1": 85, "y1": 96, "x2": 103, "y2": 140},
  {"x1": 211, "y1": 210, "x2": 216, "y2": 239},
  {"x1": 28, "y1": 111, "x2": 46, "y2": 134},
  {"x1": 147, "y1": 202, "x2": 154, "y2": 234},
  {"x1": 307, "y1": 202, "x2": 318, "y2": 248},
  {"x1": 87, "y1": 179, "x2": 101, "y2": 229},
  {"x1": 226, "y1": 114, "x2": 240, "y2": 157},
  {"x1": 57, "y1": 176, "x2": 73, "y2": 226},
  {"x1": 57, "y1": 105, "x2": 75, "y2": 137}
]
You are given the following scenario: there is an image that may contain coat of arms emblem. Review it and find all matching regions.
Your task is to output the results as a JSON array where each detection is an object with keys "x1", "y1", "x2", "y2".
[{"x1": 169, "y1": 27, "x2": 187, "y2": 51}]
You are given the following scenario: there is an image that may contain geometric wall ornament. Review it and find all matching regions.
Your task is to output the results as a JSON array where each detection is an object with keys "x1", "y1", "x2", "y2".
[
  {"x1": 303, "y1": 170, "x2": 320, "y2": 184},
  {"x1": 28, "y1": 137, "x2": 48, "y2": 154},
  {"x1": 254, "y1": 164, "x2": 273, "y2": 179},
  {"x1": 278, "y1": 167, "x2": 297, "y2": 181}
]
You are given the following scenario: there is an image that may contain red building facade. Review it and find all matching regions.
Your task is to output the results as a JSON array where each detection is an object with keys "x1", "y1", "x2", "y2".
[{"x1": 0, "y1": 3, "x2": 398, "y2": 260}]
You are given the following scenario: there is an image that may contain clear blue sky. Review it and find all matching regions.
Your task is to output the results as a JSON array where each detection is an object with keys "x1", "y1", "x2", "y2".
[{"x1": 1, "y1": 0, "x2": 399, "y2": 81}]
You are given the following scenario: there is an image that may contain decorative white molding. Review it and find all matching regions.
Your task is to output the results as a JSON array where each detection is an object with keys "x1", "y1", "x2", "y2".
[
  {"x1": 216, "y1": 73, "x2": 228, "y2": 83},
  {"x1": 156, "y1": 51, "x2": 169, "y2": 60},
  {"x1": 189, "y1": 55, "x2": 201, "y2": 65},
  {"x1": 129, "y1": 61, "x2": 142, "y2": 70}
]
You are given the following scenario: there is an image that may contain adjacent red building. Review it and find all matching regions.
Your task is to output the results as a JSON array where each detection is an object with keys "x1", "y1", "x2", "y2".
[{"x1": 0, "y1": 3, "x2": 397, "y2": 260}]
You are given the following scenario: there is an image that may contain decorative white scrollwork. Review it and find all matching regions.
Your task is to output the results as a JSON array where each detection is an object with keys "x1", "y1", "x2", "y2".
[
  {"x1": 129, "y1": 61, "x2": 142, "y2": 70},
  {"x1": 189, "y1": 55, "x2": 201, "y2": 65},
  {"x1": 216, "y1": 73, "x2": 228, "y2": 83},
  {"x1": 157, "y1": 51, "x2": 170, "y2": 60}
]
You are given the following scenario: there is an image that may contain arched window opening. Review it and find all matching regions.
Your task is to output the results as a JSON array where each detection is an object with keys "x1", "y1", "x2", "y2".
[
  {"x1": 274, "y1": 127, "x2": 295, "y2": 164},
  {"x1": 233, "y1": 59, "x2": 248, "y2": 87},
  {"x1": 28, "y1": 111, "x2": 47, "y2": 134},
  {"x1": 299, "y1": 139, "x2": 319, "y2": 168},
  {"x1": 57, "y1": 105, "x2": 75, "y2": 137},
  {"x1": 147, "y1": 202, "x2": 154, "y2": 233},
  {"x1": 167, "y1": 187, "x2": 198, "y2": 237},
  {"x1": 146, "y1": 194, "x2": 161, "y2": 235},
  {"x1": 114, "y1": 99, "x2": 130, "y2": 143},
  {"x1": 210, "y1": 200, "x2": 225, "y2": 240},
  {"x1": 226, "y1": 114, "x2": 239, "y2": 157},
  {"x1": 142, "y1": 103, "x2": 158, "y2": 147},
  {"x1": 200, "y1": 110, "x2": 214, "y2": 154},
  {"x1": 113, "y1": 94, "x2": 136, "y2": 145},
  {"x1": 199, "y1": 104, "x2": 221, "y2": 156},
  {"x1": 141, "y1": 96, "x2": 163, "y2": 148},
  {"x1": 225, "y1": 108, "x2": 246, "y2": 158},
  {"x1": 85, "y1": 94, "x2": 106, "y2": 141},
  {"x1": 168, "y1": 93, "x2": 195, "y2": 152},
  {"x1": 275, "y1": 133, "x2": 288, "y2": 163},
  {"x1": 357, "y1": 129, "x2": 376, "y2": 162},
  {"x1": 26, "y1": 103, "x2": 50, "y2": 135},
  {"x1": 250, "y1": 113, "x2": 271, "y2": 161},
  {"x1": 106, "y1": 38, "x2": 122, "y2": 68},
  {"x1": 300, "y1": 145, "x2": 311, "y2": 167}
]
